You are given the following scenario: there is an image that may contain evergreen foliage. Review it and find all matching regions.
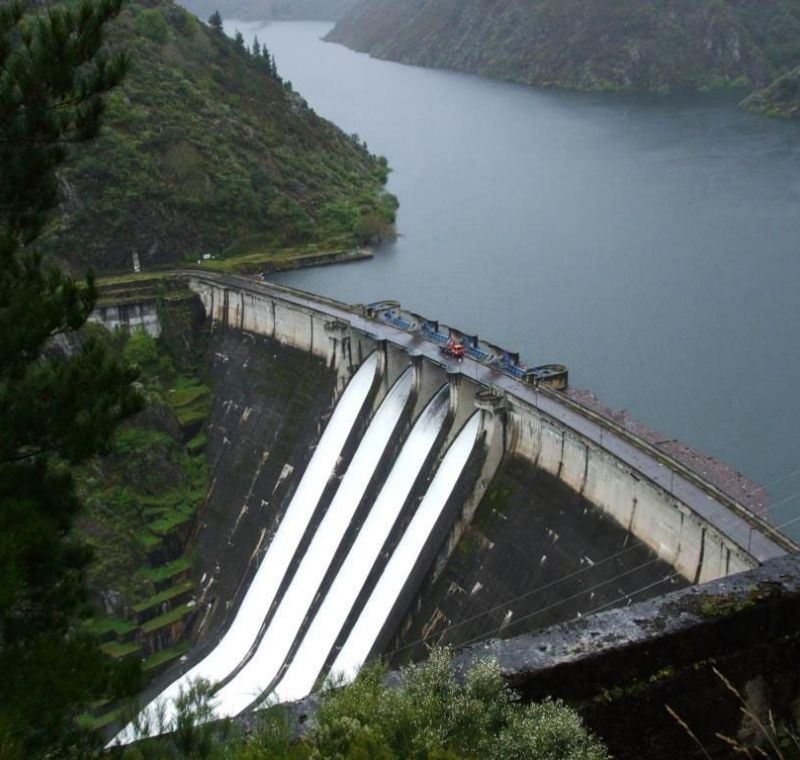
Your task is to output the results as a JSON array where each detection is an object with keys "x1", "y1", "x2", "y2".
[
  {"x1": 207, "y1": 9, "x2": 222, "y2": 32},
  {"x1": 0, "y1": 0, "x2": 143, "y2": 754},
  {"x1": 126, "y1": 650, "x2": 609, "y2": 758},
  {"x1": 304, "y1": 650, "x2": 609, "y2": 759}
]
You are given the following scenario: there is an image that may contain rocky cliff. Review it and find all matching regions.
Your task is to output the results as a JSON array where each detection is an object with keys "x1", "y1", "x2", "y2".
[{"x1": 327, "y1": 0, "x2": 800, "y2": 94}]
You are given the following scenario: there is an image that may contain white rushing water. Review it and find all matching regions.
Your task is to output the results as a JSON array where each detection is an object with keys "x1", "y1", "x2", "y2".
[
  {"x1": 269, "y1": 385, "x2": 450, "y2": 704},
  {"x1": 329, "y1": 412, "x2": 481, "y2": 683},
  {"x1": 210, "y1": 367, "x2": 413, "y2": 717},
  {"x1": 110, "y1": 353, "x2": 378, "y2": 745}
]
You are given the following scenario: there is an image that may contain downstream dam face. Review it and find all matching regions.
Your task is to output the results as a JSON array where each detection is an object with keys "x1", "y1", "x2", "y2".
[{"x1": 103, "y1": 271, "x2": 794, "y2": 741}]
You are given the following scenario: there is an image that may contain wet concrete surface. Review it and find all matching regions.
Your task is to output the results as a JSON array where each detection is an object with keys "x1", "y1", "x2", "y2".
[{"x1": 390, "y1": 455, "x2": 687, "y2": 665}]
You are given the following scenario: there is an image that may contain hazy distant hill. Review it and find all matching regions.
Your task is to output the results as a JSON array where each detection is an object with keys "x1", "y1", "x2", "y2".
[
  {"x1": 178, "y1": 0, "x2": 354, "y2": 22},
  {"x1": 45, "y1": 0, "x2": 394, "y2": 273},
  {"x1": 327, "y1": 0, "x2": 800, "y2": 97}
]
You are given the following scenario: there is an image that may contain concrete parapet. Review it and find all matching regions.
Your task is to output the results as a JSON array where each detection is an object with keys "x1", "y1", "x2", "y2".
[
  {"x1": 453, "y1": 553, "x2": 800, "y2": 759},
  {"x1": 89, "y1": 300, "x2": 161, "y2": 337},
  {"x1": 506, "y1": 393, "x2": 754, "y2": 582}
]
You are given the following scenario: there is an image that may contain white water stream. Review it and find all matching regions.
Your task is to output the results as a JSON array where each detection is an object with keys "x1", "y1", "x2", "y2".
[
  {"x1": 330, "y1": 412, "x2": 482, "y2": 683},
  {"x1": 210, "y1": 367, "x2": 413, "y2": 717},
  {"x1": 111, "y1": 352, "x2": 378, "y2": 745},
  {"x1": 268, "y1": 385, "x2": 450, "y2": 704}
]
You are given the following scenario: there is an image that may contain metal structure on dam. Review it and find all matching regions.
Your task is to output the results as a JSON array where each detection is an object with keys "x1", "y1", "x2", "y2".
[{"x1": 106, "y1": 271, "x2": 795, "y2": 743}]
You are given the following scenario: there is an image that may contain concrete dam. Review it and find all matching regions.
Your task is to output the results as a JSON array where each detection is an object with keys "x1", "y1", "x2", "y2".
[{"x1": 104, "y1": 272, "x2": 793, "y2": 744}]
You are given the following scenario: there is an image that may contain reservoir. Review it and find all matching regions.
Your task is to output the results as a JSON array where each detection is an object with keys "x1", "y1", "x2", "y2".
[{"x1": 228, "y1": 20, "x2": 800, "y2": 536}]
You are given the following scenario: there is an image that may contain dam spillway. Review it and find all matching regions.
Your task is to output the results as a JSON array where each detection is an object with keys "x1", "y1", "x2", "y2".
[
  {"x1": 211, "y1": 366, "x2": 414, "y2": 716},
  {"x1": 101, "y1": 271, "x2": 795, "y2": 743},
  {"x1": 268, "y1": 385, "x2": 450, "y2": 704},
  {"x1": 329, "y1": 412, "x2": 483, "y2": 685},
  {"x1": 114, "y1": 352, "x2": 380, "y2": 741}
]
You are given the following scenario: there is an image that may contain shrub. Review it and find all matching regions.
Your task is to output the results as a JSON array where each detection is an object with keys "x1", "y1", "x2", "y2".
[
  {"x1": 284, "y1": 649, "x2": 607, "y2": 759},
  {"x1": 135, "y1": 9, "x2": 170, "y2": 45}
]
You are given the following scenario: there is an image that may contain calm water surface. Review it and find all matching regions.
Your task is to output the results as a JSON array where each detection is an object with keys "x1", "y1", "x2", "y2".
[{"x1": 228, "y1": 21, "x2": 800, "y2": 534}]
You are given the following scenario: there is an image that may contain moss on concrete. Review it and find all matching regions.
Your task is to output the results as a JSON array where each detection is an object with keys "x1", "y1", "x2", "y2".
[{"x1": 132, "y1": 579, "x2": 195, "y2": 614}]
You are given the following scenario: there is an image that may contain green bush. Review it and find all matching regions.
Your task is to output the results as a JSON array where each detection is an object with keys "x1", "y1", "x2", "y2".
[
  {"x1": 238, "y1": 649, "x2": 609, "y2": 759},
  {"x1": 135, "y1": 9, "x2": 171, "y2": 45}
]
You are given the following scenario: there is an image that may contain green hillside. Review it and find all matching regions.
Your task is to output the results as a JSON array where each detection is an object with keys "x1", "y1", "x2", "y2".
[
  {"x1": 45, "y1": 0, "x2": 396, "y2": 274},
  {"x1": 743, "y1": 65, "x2": 800, "y2": 117},
  {"x1": 327, "y1": 0, "x2": 800, "y2": 97}
]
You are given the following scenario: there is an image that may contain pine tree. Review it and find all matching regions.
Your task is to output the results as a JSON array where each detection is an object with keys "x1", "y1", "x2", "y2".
[
  {"x1": 0, "y1": 0, "x2": 142, "y2": 753},
  {"x1": 234, "y1": 29, "x2": 245, "y2": 50},
  {"x1": 208, "y1": 9, "x2": 223, "y2": 32},
  {"x1": 252, "y1": 34, "x2": 261, "y2": 57}
]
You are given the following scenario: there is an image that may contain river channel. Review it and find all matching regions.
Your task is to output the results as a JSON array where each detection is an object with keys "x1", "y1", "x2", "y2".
[{"x1": 227, "y1": 20, "x2": 800, "y2": 535}]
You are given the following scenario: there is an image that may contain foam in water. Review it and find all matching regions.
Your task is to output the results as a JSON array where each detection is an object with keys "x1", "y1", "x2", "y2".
[
  {"x1": 269, "y1": 386, "x2": 450, "y2": 704},
  {"x1": 110, "y1": 353, "x2": 378, "y2": 746},
  {"x1": 330, "y1": 412, "x2": 481, "y2": 683},
  {"x1": 210, "y1": 367, "x2": 413, "y2": 717}
]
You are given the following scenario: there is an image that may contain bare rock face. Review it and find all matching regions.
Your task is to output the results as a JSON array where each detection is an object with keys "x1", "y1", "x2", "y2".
[{"x1": 327, "y1": 0, "x2": 800, "y2": 94}]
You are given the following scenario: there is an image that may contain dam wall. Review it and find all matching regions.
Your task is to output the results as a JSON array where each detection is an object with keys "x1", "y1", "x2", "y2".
[
  {"x1": 96, "y1": 271, "x2": 798, "y2": 742},
  {"x1": 179, "y1": 272, "x2": 790, "y2": 587},
  {"x1": 88, "y1": 299, "x2": 161, "y2": 337},
  {"x1": 189, "y1": 275, "x2": 378, "y2": 391},
  {"x1": 507, "y1": 395, "x2": 752, "y2": 583}
]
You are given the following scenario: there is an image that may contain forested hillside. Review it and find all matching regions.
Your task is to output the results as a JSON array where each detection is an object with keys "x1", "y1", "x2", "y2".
[
  {"x1": 327, "y1": 0, "x2": 800, "y2": 101},
  {"x1": 45, "y1": 0, "x2": 394, "y2": 273}
]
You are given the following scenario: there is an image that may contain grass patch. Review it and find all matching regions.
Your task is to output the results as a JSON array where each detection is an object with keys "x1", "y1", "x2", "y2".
[
  {"x1": 142, "y1": 641, "x2": 191, "y2": 671},
  {"x1": 141, "y1": 602, "x2": 194, "y2": 634},
  {"x1": 132, "y1": 579, "x2": 194, "y2": 613},
  {"x1": 166, "y1": 378, "x2": 211, "y2": 429},
  {"x1": 100, "y1": 640, "x2": 142, "y2": 659},
  {"x1": 146, "y1": 502, "x2": 196, "y2": 536},
  {"x1": 135, "y1": 530, "x2": 161, "y2": 550},
  {"x1": 113, "y1": 426, "x2": 173, "y2": 455},
  {"x1": 76, "y1": 706, "x2": 125, "y2": 731},
  {"x1": 83, "y1": 616, "x2": 136, "y2": 637},
  {"x1": 168, "y1": 381, "x2": 210, "y2": 409},
  {"x1": 186, "y1": 431, "x2": 207, "y2": 453},
  {"x1": 140, "y1": 555, "x2": 192, "y2": 583}
]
